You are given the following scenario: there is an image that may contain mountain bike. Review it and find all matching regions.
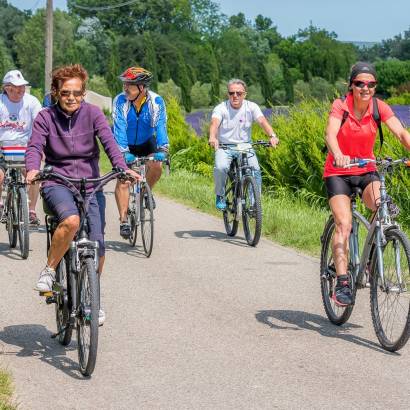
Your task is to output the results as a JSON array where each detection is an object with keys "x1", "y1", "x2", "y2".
[
  {"x1": 126, "y1": 155, "x2": 166, "y2": 257},
  {"x1": 0, "y1": 146, "x2": 29, "y2": 259},
  {"x1": 34, "y1": 166, "x2": 129, "y2": 376},
  {"x1": 320, "y1": 157, "x2": 410, "y2": 352},
  {"x1": 220, "y1": 141, "x2": 270, "y2": 247}
]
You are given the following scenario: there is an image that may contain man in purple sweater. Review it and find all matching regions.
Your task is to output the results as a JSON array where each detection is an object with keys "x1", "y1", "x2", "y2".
[{"x1": 26, "y1": 64, "x2": 139, "y2": 325}]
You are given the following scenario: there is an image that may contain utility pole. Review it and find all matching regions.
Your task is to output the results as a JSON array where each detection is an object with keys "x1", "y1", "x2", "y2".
[{"x1": 45, "y1": 0, "x2": 53, "y2": 93}]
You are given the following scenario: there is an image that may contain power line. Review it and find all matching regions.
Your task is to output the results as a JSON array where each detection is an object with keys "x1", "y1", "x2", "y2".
[{"x1": 70, "y1": 0, "x2": 140, "y2": 11}]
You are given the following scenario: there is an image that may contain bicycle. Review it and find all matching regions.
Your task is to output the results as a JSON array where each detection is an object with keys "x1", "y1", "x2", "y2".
[
  {"x1": 220, "y1": 140, "x2": 271, "y2": 247},
  {"x1": 126, "y1": 155, "x2": 166, "y2": 257},
  {"x1": 320, "y1": 157, "x2": 410, "y2": 352},
  {"x1": 33, "y1": 166, "x2": 129, "y2": 376},
  {"x1": 0, "y1": 145, "x2": 29, "y2": 259}
]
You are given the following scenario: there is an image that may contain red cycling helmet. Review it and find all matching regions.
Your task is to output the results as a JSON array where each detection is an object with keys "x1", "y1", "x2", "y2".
[{"x1": 119, "y1": 67, "x2": 153, "y2": 85}]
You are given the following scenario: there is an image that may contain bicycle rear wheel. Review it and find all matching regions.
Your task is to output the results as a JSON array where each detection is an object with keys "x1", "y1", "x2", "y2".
[
  {"x1": 17, "y1": 187, "x2": 29, "y2": 259},
  {"x1": 6, "y1": 192, "x2": 17, "y2": 248},
  {"x1": 223, "y1": 168, "x2": 238, "y2": 237},
  {"x1": 77, "y1": 257, "x2": 99, "y2": 376},
  {"x1": 55, "y1": 256, "x2": 72, "y2": 346},
  {"x1": 140, "y1": 183, "x2": 154, "y2": 257},
  {"x1": 241, "y1": 176, "x2": 262, "y2": 247},
  {"x1": 370, "y1": 228, "x2": 410, "y2": 352},
  {"x1": 320, "y1": 217, "x2": 354, "y2": 325}
]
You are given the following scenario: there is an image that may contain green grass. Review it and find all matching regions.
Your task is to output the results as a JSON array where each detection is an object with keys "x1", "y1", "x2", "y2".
[
  {"x1": 156, "y1": 169, "x2": 328, "y2": 256},
  {"x1": 0, "y1": 369, "x2": 16, "y2": 410}
]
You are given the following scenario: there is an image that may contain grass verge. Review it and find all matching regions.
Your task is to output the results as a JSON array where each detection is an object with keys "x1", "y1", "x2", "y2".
[
  {"x1": 156, "y1": 169, "x2": 328, "y2": 256},
  {"x1": 0, "y1": 369, "x2": 16, "y2": 410}
]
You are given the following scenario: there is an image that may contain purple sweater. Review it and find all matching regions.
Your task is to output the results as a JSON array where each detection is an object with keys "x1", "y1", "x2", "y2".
[{"x1": 26, "y1": 102, "x2": 126, "y2": 189}]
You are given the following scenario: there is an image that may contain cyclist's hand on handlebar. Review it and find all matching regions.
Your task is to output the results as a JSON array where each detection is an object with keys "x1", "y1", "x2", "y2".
[
  {"x1": 125, "y1": 168, "x2": 142, "y2": 182},
  {"x1": 153, "y1": 151, "x2": 166, "y2": 161},
  {"x1": 26, "y1": 170, "x2": 40, "y2": 185},
  {"x1": 333, "y1": 153, "x2": 351, "y2": 168},
  {"x1": 123, "y1": 152, "x2": 136, "y2": 164},
  {"x1": 208, "y1": 137, "x2": 219, "y2": 150},
  {"x1": 269, "y1": 136, "x2": 279, "y2": 147}
]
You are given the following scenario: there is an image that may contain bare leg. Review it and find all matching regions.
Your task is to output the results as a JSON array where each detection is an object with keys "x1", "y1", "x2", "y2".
[
  {"x1": 47, "y1": 215, "x2": 80, "y2": 269},
  {"x1": 114, "y1": 180, "x2": 130, "y2": 222},
  {"x1": 329, "y1": 195, "x2": 352, "y2": 277},
  {"x1": 28, "y1": 183, "x2": 40, "y2": 213},
  {"x1": 146, "y1": 160, "x2": 162, "y2": 188}
]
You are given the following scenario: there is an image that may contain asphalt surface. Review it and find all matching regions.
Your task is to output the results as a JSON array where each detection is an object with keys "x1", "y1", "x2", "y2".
[{"x1": 0, "y1": 185, "x2": 410, "y2": 409}]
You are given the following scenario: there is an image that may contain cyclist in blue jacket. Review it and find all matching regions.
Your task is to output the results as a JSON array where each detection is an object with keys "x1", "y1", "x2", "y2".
[{"x1": 112, "y1": 67, "x2": 169, "y2": 239}]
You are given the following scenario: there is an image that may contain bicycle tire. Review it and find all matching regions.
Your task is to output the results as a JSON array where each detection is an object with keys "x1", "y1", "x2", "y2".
[
  {"x1": 55, "y1": 256, "x2": 72, "y2": 346},
  {"x1": 128, "y1": 189, "x2": 138, "y2": 247},
  {"x1": 320, "y1": 216, "x2": 354, "y2": 325},
  {"x1": 370, "y1": 228, "x2": 410, "y2": 352},
  {"x1": 241, "y1": 176, "x2": 262, "y2": 247},
  {"x1": 223, "y1": 168, "x2": 238, "y2": 237},
  {"x1": 6, "y1": 192, "x2": 17, "y2": 248},
  {"x1": 17, "y1": 187, "x2": 29, "y2": 259},
  {"x1": 77, "y1": 257, "x2": 99, "y2": 376},
  {"x1": 140, "y1": 183, "x2": 154, "y2": 257}
]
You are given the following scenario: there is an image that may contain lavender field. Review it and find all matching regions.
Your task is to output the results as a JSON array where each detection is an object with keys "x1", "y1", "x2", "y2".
[{"x1": 185, "y1": 105, "x2": 410, "y2": 135}]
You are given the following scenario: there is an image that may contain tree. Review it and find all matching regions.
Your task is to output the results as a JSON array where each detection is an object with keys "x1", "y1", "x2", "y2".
[
  {"x1": 105, "y1": 36, "x2": 122, "y2": 97},
  {"x1": 0, "y1": 38, "x2": 13, "y2": 78}
]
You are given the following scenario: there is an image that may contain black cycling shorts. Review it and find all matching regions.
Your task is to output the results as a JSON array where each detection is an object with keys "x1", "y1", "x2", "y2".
[
  {"x1": 325, "y1": 172, "x2": 380, "y2": 199},
  {"x1": 129, "y1": 136, "x2": 159, "y2": 157}
]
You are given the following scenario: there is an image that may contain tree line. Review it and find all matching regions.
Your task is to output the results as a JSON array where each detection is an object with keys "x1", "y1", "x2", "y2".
[{"x1": 0, "y1": 0, "x2": 409, "y2": 111}]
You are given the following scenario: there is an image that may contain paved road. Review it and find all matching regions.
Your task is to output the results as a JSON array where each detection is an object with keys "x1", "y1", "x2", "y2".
[{"x1": 0, "y1": 186, "x2": 409, "y2": 409}]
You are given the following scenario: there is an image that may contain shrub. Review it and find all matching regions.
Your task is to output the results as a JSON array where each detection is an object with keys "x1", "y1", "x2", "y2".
[
  {"x1": 190, "y1": 81, "x2": 211, "y2": 109},
  {"x1": 88, "y1": 75, "x2": 111, "y2": 97},
  {"x1": 158, "y1": 79, "x2": 181, "y2": 103}
]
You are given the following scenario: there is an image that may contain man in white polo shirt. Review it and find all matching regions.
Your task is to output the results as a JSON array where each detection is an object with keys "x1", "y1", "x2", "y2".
[
  {"x1": 208, "y1": 78, "x2": 279, "y2": 210},
  {"x1": 0, "y1": 70, "x2": 42, "y2": 224}
]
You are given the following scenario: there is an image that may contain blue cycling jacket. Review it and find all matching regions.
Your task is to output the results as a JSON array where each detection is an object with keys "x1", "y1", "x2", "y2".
[{"x1": 112, "y1": 91, "x2": 169, "y2": 152}]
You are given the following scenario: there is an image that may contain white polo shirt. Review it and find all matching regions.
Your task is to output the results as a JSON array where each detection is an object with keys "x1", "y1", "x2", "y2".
[
  {"x1": 211, "y1": 100, "x2": 264, "y2": 144},
  {"x1": 0, "y1": 92, "x2": 42, "y2": 146}
]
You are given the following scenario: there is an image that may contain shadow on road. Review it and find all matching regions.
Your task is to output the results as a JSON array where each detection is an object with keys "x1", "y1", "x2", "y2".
[
  {"x1": 174, "y1": 230, "x2": 249, "y2": 247},
  {"x1": 255, "y1": 309, "x2": 397, "y2": 355},
  {"x1": 0, "y1": 242, "x2": 26, "y2": 260},
  {"x1": 105, "y1": 240, "x2": 148, "y2": 258},
  {"x1": 0, "y1": 324, "x2": 84, "y2": 379}
]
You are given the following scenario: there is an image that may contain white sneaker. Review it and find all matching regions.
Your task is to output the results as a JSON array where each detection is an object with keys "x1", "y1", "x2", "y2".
[
  {"x1": 35, "y1": 266, "x2": 56, "y2": 292},
  {"x1": 99, "y1": 309, "x2": 106, "y2": 326}
]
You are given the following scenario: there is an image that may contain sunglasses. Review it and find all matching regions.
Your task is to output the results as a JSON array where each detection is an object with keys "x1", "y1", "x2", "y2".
[
  {"x1": 59, "y1": 90, "x2": 84, "y2": 98},
  {"x1": 228, "y1": 91, "x2": 245, "y2": 97},
  {"x1": 352, "y1": 80, "x2": 377, "y2": 89}
]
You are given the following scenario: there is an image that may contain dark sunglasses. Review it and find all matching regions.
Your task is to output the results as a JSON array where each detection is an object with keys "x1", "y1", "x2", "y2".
[
  {"x1": 59, "y1": 90, "x2": 84, "y2": 97},
  {"x1": 352, "y1": 80, "x2": 377, "y2": 89},
  {"x1": 228, "y1": 91, "x2": 245, "y2": 97}
]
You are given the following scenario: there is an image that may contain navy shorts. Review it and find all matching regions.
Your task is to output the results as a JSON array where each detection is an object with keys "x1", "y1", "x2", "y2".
[
  {"x1": 324, "y1": 172, "x2": 380, "y2": 199},
  {"x1": 42, "y1": 185, "x2": 106, "y2": 257}
]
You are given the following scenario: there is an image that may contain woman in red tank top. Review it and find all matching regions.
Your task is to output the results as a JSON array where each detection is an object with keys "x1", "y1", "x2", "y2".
[{"x1": 323, "y1": 62, "x2": 410, "y2": 306}]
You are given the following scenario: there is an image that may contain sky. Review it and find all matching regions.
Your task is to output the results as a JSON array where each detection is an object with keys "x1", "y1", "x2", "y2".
[{"x1": 9, "y1": 0, "x2": 410, "y2": 42}]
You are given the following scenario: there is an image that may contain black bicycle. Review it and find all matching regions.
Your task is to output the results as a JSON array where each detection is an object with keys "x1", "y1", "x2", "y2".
[
  {"x1": 0, "y1": 147, "x2": 29, "y2": 259},
  {"x1": 220, "y1": 141, "x2": 270, "y2": 247},
  {"x1": 34, "y1": 166, "x2": 129, "y2": 376}
]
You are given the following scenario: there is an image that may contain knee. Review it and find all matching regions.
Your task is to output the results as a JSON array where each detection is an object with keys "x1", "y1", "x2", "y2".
[
  {"x1": 335, "y1": 218, "x2": 352, "y2": 239},
  {"x1": 60, "y1": 215, "x2": 80, "y2": 233}
]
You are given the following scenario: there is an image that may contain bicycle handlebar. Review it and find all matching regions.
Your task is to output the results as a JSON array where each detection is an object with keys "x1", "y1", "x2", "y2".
[
  {"x1": 341, "y1": 157, "x2": 410, "y2": 169},
  {"x1": 219, "y1": 140, "x2": 272, "y2": 150}
]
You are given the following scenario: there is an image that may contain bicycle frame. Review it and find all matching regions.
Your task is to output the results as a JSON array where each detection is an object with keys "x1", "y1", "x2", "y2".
[{"x1": 348, "y1": 164, "x2": 401, "y2": 290}]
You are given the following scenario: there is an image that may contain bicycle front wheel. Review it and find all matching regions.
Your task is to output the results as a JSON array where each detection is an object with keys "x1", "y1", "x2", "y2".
[
  {"x1": 223, "y1": 169, "x2": 238, "y2": 237},
  {"x1": 6, "y1": 192, "x2": 17, "y2": 248},
  {"x1": 77, "y1": 257, "x2": 99, "y2": 376},
  {"x1": 320, "y1": 217, "x2": 354, "y2": 325},
  {"x1": 241, "y1": 176, "x2": 262, "y2": 247},
  {"x1": 17, "y1": 187, "x2": 29, "y2": 259},
  {"x1": 370, "y1": 228, "x2": 410, "y2": 352},
  {"x1": 55, "y1": 256, "x2": 72, "y2": 346},
  {"x1": 128, "y1": 190, "x2": 138, "y2": 247},
  {"x1": 140, "y1": 183, "x2": 154, "y2": 257}
]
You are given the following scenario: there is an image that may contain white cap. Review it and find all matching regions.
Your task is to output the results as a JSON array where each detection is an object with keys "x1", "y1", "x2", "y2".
[{"x1": 2, "y1": 70, "x2": 29, "y2": 86}]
